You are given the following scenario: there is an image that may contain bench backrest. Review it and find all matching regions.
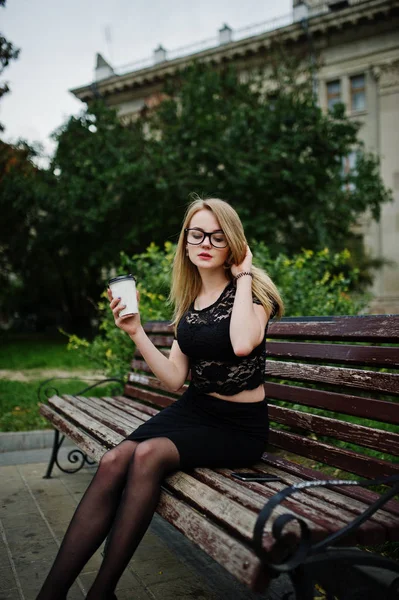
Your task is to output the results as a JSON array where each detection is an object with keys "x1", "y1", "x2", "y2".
[{"x1": 125, "y1": 315, "x2": 399, "y2": 480}]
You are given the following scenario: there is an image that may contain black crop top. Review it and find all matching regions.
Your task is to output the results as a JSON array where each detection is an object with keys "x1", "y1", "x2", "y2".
[{"x1": 175, "y1": 280, "x2": 275, "y2": 396}]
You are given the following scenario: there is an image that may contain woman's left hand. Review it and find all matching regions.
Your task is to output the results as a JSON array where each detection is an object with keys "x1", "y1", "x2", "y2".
[{"x1": 231, "y1": 244, "x2": 253, "y2": 278}]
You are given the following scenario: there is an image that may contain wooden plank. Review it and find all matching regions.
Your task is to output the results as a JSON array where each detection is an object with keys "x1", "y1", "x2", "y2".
[
  {"x1": 46, "y1": 395, "x2": 127, "y2": 445},
  {"x1": 261, "y1": 454, "x2": 399, "y2": 518},
  {"x1": 123, "y1": 384, "x2": 176, "y2": 408},
  {"x1": 61, "y1": 395, "x2": 146, "y2": 433},
  {"x1": 267, "y1": 316, "x2": 399, "y2": 342},
  {"x1": 242, "y1": 465, "x2": 399, "y2": 540},
  {"x1": 127, "y1": 372, "x2": 187, "y2": 395},
  {"x1": 147, "y1": 334, "x2": 174, "y2": 348},
  {"x1": 39, "y1": 405, "x2": 116, "y2": 459},
  {"x1": 142, "y1": 316, "x2": 399, "y2": 342},
  {"x1": 113, "y1": 395, "x2": 159, "y2": 417},
  {"x1": 268, "y1": 405, "x2": 399, "y2": 456},
  {"x1": 268, "y1": 429, "x2": 399, "y2": 479},
  {"x1": 144, "y1": 321, "x2": 174, "y2": 335},
  {"x1": 156, "y1": 490, "x2": 268, "y2": 591},
  {"x1": 131, "y1": 359, "x2": 155, "y2": 374},
  {"x1": 264, "y1": 382, "x2": 399, "y2": 425},
  {"x1": 266, "y1": 361, "x2": 399, "y2": 396},
  {"x1": 267, "y1": 341, "x2": 399, "y2": 368},
  {"x1": 101, "y1": 395, "x2": 156, "y2": 421},
  {"x1": 165, "y1": 473, "x2": 320, "y2": 543},
  {"x1": 188, "y1": 468, "x2": 380, "y2": 545}
]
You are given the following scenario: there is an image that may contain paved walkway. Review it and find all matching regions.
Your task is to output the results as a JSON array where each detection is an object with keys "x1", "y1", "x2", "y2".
[{"x1": 0, "y1": 459, "x2": 291, "y2": 600}]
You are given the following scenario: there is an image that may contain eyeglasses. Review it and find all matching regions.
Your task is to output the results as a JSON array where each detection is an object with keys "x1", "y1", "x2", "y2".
[{"x1": 185, "y1": 228, "x2": 228, "y2": 248}]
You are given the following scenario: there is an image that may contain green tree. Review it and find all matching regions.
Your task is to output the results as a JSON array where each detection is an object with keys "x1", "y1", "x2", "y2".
[
  {"x1": 145, "y1": 62, "x2": 391, "y2": 255},
  {"x1": 0, "y1": 59, "x2": 392, "y2": 332}
]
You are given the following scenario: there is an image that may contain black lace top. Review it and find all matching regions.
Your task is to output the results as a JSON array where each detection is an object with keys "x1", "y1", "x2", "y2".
[{"x1": 175, "y1": 280, "x2": 275, "y2": 396}]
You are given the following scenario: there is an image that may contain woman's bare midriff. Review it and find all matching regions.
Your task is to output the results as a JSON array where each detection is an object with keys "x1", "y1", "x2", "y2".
[{"x1": 208, "y1": 383, "x2": 265, "y2": 403}]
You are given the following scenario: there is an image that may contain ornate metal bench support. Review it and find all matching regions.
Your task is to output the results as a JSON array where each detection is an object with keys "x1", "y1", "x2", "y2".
[
  {"x1": 253, "y1": 474, "x2": 399, "y2": 600},
  {"x1": 38, "y1": 377, "x2": 124, "y2": 479}
]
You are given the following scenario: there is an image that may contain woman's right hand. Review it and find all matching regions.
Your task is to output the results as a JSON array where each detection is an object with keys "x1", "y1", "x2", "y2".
[{"x1": 107, "y1": 288, "x2": 142, "y2": 338}]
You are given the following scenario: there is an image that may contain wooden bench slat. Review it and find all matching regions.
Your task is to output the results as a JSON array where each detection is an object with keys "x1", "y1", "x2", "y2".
[
  {"x1": 47, "y1": 396, "x2": 126, "y2": 446},
  {"x1": 164, "y1": 471, "x2": 328, "y2": 543},
  {"x1": 39, "y1": 405, "x2": 113, "y2": 459},
  {"x1": 114, "y1": 395, "x2": 159, "y2": 417},
  {"x1": 264, "y1": 382, "x2": 399, "y2": 424},
  {"x1": 189, "y1": 468, "x2": 386, "y2": 545},
  {"x1": 142, "y1": 316, "x2": 399, "y2": 342},
  {"x1": 156, "y1": 489, "x2": 267, "y2": 591},
  {"x1": 62, "y1": 395, "x2": 147, "y2": 433},
  {"x1": 59, "y1": 394, "x2": 139, "y2": 436},
  {"x1": 268, "y1": 430, "x2": 399, "y2": 480},
  {"x1": 266, "y1": 361, "x2": 399, "y2": 396},
  {"x1": 138, "y1": 339, "x2": 399, "y2": 370},
  {"x1": 123, "y1": 385, "x2": 176, "y2": 408},
  {"x1": 243, "y1": 465, "x2": 399, "y2": 538},
  {"x1": 267, "y1": 341, "x2": 399, "y2": 368},
  {"x1": 261, "y1": 454, "x2": 399, "y2": 518},
  {"x1": 269, "y1": 405, "x2": 399, "y2": 456},
  {"x1": 127, "y1": 372, "x2": 186, "y2": 396},
  {"x1": 267, "y1": 316, "x2": 399, "y2": 342}
]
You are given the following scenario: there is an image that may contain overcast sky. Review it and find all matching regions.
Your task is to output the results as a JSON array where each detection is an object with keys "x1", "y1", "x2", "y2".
[{"x1": 1, "y1": 0, "x2": 291, "y2": 158}]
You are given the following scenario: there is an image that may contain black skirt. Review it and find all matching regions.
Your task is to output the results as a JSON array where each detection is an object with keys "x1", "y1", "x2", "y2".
[{"x1": 124, "y1": 384, "x2": 269, "y2": 469}]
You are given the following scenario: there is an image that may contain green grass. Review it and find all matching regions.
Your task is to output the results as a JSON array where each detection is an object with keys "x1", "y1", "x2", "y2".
[
  {"x1": 0, "y1": 332, "x2": 96, "y2": 370},
  {"x1": 0, "y1": 333, "x2": 122, "y2": 431},
  {"x1": 0, "y1": 379, "x2": 123, "y2": 432}
]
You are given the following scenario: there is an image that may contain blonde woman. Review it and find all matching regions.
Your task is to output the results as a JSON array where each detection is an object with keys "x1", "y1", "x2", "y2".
[{"x1": 36, "y1": 197, "x2": 283, "y2": 600}]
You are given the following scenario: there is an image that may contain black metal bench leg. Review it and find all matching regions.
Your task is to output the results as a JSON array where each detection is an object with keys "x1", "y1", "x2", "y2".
[{"x1": 43, "y1": 429, "x2": 64, "y2": 479}]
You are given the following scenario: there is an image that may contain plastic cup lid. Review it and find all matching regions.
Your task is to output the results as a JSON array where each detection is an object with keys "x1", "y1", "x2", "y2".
[{"x1": 108, "y1": 274, "x2": 136, "y2": 285}]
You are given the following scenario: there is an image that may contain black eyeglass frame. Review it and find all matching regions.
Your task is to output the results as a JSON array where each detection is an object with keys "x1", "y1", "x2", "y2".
[{"x1": 184, "y1": 228, "x2": 229, "y2": 248}]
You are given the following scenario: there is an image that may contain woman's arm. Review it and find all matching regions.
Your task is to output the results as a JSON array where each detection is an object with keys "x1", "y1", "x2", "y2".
[
  {"x1": 130, "y1": 328, "x2": 190, "y2": 392},
  {"x1": 108, "y1": 289, "x2": 189, "y2": 392},
  {"x1": 229, "y1": 275, "x2": 269, "y2": 356},
  {"x1": 230, "y1": 245, "x2": 270, "y2": 356}
]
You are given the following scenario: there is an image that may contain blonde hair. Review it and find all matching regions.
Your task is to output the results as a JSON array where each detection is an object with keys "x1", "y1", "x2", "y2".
[{"x1": 169, "y1": 195, "x2": 284, "y2": 333}]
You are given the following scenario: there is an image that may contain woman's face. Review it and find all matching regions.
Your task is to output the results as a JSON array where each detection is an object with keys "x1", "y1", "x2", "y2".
[{"x1": 186, "y1": 209, "x2": 230, "y2": 271}]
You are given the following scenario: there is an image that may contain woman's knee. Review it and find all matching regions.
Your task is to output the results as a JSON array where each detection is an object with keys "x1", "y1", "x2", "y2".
[
  {"x1": 130, "y1": 438, "x2": 180, "y2": 477},
  {"x1": 98, "y1": 441, "x2": 138, "y2": 481}
]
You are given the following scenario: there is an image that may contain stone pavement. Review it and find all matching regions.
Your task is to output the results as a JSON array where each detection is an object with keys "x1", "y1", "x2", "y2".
[{"x1": 0, "y1": 460, "x2": 292, "y2": 600}]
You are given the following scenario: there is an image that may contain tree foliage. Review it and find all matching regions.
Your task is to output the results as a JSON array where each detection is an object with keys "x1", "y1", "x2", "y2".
[
  {"x1": 0, "y1": 58, "x2": 392, "y2": 331},
  {"x1": 145, "y1": 62, "x2": 391, "y2": 254}
]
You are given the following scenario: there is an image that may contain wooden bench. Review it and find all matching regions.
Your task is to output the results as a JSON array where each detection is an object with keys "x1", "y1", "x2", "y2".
[{"x1": 38, "y1": 315, "x2": 399, "y2": 599}]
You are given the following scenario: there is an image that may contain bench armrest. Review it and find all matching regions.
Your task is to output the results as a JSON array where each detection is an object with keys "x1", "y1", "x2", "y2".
[
  {"x1": 37, "y1": 377, "x2": 126, "y2": 404},
  {"x1": 253, "y1": 474, "x2": 399, "y2": 573}
]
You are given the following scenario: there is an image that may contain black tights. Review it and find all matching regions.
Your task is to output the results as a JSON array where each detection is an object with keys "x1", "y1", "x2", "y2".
[{"x1": 36, "y1": 437, "x2": 180, "y2": 600}]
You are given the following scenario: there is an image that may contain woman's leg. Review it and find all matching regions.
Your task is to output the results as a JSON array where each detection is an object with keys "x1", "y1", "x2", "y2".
[
  {"x1": 36, "y1": 440, "x2": 139, "y2": 600},
  {"x1": 86, "y1": 437, "x2": 180, "y2": 599}
]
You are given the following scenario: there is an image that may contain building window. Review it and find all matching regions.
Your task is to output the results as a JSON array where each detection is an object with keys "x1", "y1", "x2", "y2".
[
  {"x1": 342, "y1": 150, "x2": 358, "y2": 192},
  {"x1": 350, "y1": 74, "x2": 366, "y2": 112},
  {"x1": 326, "y1": 79, "x2": 341, "y2": 110}
]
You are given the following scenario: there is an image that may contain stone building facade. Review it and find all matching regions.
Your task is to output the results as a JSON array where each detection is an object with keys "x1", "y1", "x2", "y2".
[{"x1": 71, "y1": 0, "x2": 399, "y2": 313}]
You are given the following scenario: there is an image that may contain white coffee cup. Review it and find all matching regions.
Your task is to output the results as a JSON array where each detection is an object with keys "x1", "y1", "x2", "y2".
[{"x1": 109, "y1": 274, "x2": 138, "y2": 317}]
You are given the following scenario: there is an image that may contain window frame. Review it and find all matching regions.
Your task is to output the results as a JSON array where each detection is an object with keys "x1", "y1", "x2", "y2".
[
  {"x1": 349, "y1": 73, "x2": 366, "y2": 113},
  {"x1": 326, "y1": 79, "x2": 342, "y2": 111}
]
